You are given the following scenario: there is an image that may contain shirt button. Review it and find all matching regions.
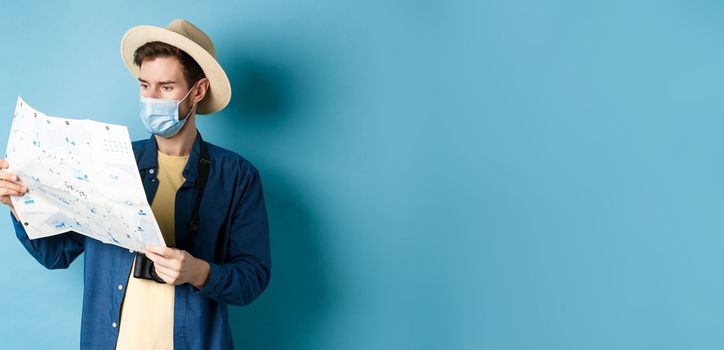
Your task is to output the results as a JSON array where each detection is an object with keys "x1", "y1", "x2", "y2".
[
  {"x1": 149, "y1": 169, "x2": 155, "y2": 174},
  {"x1": 129, "y1": 249, "x2": 134, "y2": 253},
  {"x1": 118, "y1": 284, "x2": 123, "y2": 290},
  {"x1": 112, "y1": 322, "x2": 117, "y2": 328}
]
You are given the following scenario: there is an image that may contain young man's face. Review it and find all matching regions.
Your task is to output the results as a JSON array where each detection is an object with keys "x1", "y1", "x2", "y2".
[{"x1": 138, "y1": 56, "x2": 195, "y2": 119}]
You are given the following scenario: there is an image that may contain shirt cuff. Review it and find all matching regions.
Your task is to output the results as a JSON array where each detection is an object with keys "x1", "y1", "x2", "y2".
[{"x1": 192, "y1": 262, "x2": 223, "y2": 297}]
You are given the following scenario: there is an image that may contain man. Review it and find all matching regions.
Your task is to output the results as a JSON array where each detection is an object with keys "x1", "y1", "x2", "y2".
[{"x1": 0, "y1": 19, "x2": 271, "y2": 349}]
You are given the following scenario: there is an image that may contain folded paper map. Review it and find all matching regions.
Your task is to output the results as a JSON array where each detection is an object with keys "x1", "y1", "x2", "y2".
[{"x1": 4, "y1": 97, "x2": 165, "y2": 252}]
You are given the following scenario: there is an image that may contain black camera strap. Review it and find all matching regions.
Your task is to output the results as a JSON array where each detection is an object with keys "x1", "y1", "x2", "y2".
[
  {"x1": 135, "y1": 134, "x2": 210, "y2": 246},
  {"x1": 188, "y1": 141, "x2": 210, "y2": 235}
]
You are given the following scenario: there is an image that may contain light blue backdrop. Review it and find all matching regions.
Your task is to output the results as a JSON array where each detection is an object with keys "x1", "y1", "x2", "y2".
[{"x1": 1, "y1": 0, "x2": 723, "y2": 349}]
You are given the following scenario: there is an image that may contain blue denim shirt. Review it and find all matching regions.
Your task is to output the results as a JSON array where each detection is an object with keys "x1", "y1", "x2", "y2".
[{"x1": 10, "y1": 133, "x2": 272, "y2": 349}]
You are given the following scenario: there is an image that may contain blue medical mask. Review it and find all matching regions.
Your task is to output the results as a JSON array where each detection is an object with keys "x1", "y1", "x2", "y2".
[{"x1": 139, "y1": 84, "x2": 196, "y2": 138}]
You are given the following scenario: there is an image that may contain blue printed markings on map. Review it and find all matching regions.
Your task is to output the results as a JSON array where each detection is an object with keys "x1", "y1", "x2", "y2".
[
  {"x1": 65, "y1": 136, "x2": 76, "y2": 146},
  {"x1": 23, "y1": 196, "x2": 34, "y2": 205},
  {"x1": 138, "y1": 209, "x2": 147, "y2": 216},
  {"x1": 74, "y1": 218, "x2": 81, "y2": 226},
  {"x1": 53, "y1": 220, "x2": 66, "y2": 229},
  {"x1": 73, "y1": 170, "x2": 89, "y2": 182},
  {"x1": 106, "y1": 229, "x2": 120, "y2": 244},
  {"x1": 110, "y1": 174, "x2": 119, "y2": 180},
  {"x1": 32, "y1": 132, "x2": 41, "y2": 147}
]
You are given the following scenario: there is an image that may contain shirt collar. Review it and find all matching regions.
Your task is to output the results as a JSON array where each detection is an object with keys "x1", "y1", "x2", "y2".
[{"x1": 137, "y1": 131, "x2": 203, "y2": 184}]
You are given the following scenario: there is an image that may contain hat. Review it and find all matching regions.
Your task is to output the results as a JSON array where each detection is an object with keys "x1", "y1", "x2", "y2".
[{"x1": 120, "y1": 19, "x2": 231, "y2": 115}]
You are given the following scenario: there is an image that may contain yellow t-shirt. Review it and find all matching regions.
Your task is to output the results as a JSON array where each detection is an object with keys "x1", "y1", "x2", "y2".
[{"x1": 116, "y1": 150, "x2": 189, "y2": 350}]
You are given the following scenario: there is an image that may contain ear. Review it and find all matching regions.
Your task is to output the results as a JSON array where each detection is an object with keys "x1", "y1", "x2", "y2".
[{"x1": 192, "y1": 78, "x2": 210, "y2": 104}]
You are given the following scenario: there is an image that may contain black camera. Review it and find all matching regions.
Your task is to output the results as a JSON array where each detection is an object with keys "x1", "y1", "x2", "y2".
[{"x1": 133, "y1": 252, "x2": 166, "y2": 284}]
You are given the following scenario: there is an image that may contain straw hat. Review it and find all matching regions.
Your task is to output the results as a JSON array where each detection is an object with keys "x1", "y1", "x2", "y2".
[{"x1": 120, "y1": 19, "x2": 231, "y2": 115}]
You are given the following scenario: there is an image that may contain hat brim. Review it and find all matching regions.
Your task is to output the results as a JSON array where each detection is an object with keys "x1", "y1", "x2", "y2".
[{"x1": 120, "y1": 25, "x2": 231, "y2": 115}]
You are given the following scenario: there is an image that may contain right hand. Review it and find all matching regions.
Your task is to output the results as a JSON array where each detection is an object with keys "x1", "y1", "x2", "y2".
[{"x1": 0, "y1": 160, "x2": 27, "y2": 211}]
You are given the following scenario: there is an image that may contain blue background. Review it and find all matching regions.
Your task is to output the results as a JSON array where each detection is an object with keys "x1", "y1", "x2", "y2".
[{"x1": 1, "y1": 0, "x2": 723, "y2": 349}]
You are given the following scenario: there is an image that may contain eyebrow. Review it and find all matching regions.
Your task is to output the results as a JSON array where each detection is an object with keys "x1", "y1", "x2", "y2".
[{"x1": 137, "y1": 78, "x2": 177, "y2": 85}]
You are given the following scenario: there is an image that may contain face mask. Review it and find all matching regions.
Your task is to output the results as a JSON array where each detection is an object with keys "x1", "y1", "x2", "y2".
[{"x1": 139, "y1": 84, "x2": 196, "y2": 138}]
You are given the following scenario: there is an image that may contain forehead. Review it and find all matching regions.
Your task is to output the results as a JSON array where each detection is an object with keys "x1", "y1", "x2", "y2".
[{"x1": 138, "y1": 56, "x2": 185, "y2": 83}]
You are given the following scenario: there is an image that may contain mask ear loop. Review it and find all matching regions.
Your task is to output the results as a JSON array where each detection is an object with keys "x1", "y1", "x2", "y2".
[
  {"x1": 179, "y1": 81, "x2": 200, "y2": 121},
  {"x1": 177, "y1": 81, "x2": 198, "y2": 104}
]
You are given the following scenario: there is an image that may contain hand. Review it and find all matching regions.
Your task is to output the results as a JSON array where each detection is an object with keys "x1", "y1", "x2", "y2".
[
  {"x1": 0, "y1": 160, "x2": 27, "y2": 219},
  {"x1": 144, "y1": 244, "x2": 211, "y2": 288}
]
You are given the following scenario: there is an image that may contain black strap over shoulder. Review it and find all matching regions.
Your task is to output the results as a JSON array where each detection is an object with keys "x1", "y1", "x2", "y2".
[
  {"x1": 135, "y1": 133, "x2": 211, "y2": 243},
  {"x1": 188, "y1": 140, "x2": 210, "y2": 234}
]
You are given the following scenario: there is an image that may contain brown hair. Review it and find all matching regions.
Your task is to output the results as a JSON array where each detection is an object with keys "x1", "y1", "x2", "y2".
[{"x1": 133, "y1": 41, "x2": 206, "y2": 88}]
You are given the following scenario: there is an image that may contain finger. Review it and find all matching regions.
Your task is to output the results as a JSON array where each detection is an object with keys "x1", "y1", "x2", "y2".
[
  {"x1": 0, "y1": 171, "x2": 19, "y2": 182},
  {"x1": 153, "y1": 264, "x2": 180, "y2": 278},
  {"x1": 153, "y1": 269, "x2": 174, "y2": 284},
  {"x1": 0, "y1": 178, "x2": 25, "y2": 190},
  {"x1": 0, "y1": 180, "x2": 26, "y2": 194},
  {"x1": 145, "y1": 245, "x2": 169, "y2": 258},
  {"x1": 0, "y1": 187, "x2": 25, "y2": 197},
  {"x1": 154, "y1": 257, "x2": 180, "y2": 271},
  {"x1": 146, "y1": 245, "x2": 179, "y2": 259},
  {"x1": 145, "y1": 247, "x2": 171, "y2": 261},
  {"x1": 0, "y1": 160, "x2": 9, "y2": 169},
  {"x1": 153, "y1": 269, "x2": 181, "y2": 285},
  {"x1": 145, "y1": 251, "x2": 175, "y2": 269},
  {"x1": 144, "y1": 250, "x2": 164, "y2": 263},
  {"x1": 0, "y1": 177, "x2": 27, "y2": 192}
]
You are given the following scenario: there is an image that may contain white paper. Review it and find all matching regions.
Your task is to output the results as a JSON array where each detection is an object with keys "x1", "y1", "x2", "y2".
[{"x1": 5, "y1": 97, "x2": 165, "y2": 252}]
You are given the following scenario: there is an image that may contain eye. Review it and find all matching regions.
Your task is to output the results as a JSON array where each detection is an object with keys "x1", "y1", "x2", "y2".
[
  {"x1": 161, "y1": 85, "x2": 173, "y2": 92},
  {"x1": 140, "y1": 83, "x2": 148, "y2": 89}
]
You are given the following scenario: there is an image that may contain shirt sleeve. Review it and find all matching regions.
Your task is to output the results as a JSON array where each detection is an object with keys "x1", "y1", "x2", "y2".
[
  {"x1": 193, "y1": 165, "x2": 272, "y2": 306},
  {"x1": 11, "y1": 211, "x2": 85, "y2": 269}
]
